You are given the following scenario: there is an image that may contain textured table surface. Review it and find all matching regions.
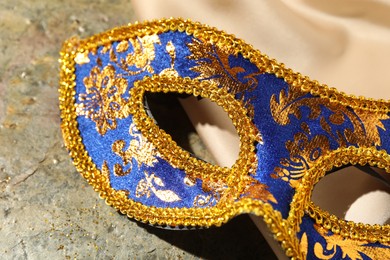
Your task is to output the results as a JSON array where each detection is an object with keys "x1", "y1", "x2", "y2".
[{"x1": 0, "y1": 1, "x2": 275, "y2": 259}]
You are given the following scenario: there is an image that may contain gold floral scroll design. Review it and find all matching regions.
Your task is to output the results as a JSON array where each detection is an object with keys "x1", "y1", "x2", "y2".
[
  {"x1": 75, "y1": 35, "x2": 162, "y2": 135},
  {"x1": 289, "y1": 146, "x2": 390, "y2": 244},
  {"x1": 101, "y1": 161, "x2": 180, "y2": 203},
  {"x1": 126, "y1": 74, "x2": 261, "y2": 186},
  {"x1": 125, "y1": 75, "x2": 279, "y2": 211},
  {"x1": 271, "y1": 84, "x2": 389, "y2": 187},
  {"x1": 112, "y1": 123, "x2": 161, "y2": 176},
  {"x1": 75, "y1": 65, "x2": 129, "y2": 135},
  {"x1": 271, "y1": 123, "x2": 331, "y2": 188},
  {"x1": 241, "y1": 178, "x2": 277, "y2": 204},
  {"x1": 271, "y1": 86, "x2": 388, "y2": 146},
  {"x1": 160, "y1": 40, "x2": 179, "y2": 77},
  {"x1": 300, "y1": 225, "x2": 390, "y2": 260},
  {"x1": 189, "y1": 176, "x2": 278, "y2": 208},
  {"x1": 101, "y1": 35, "x2": 161, "y2": 76},
  {"x1": 187, "y1": 38, "x2": 260, "y2": 117},
  {"x1": 59, "y1": 17, "x2": 345, "y2": 259},
  {"x1": 182, "y1": 176, "x2": 224, "y2": 208},
  {"x1": 136, "y1": 171, "x2": 181, "y2": 203}
]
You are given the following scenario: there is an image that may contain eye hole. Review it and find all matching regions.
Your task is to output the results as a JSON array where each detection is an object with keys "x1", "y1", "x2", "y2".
[
  {"x1": 180, "y1": 96, "x2": 240, "y2": 168},
  {"x1": 311, "y1": 165, "x2": 390, "y2": 225},
  {"x1": 144, "y1": 92, "x2": 240, "y2": 167}
]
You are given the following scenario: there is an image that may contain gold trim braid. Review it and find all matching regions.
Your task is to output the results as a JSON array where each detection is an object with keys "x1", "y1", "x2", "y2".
[
  {"x1": 128, "y1": 75, "x2": 259, "y2": 186},
  {"x1": 289, "y1": 146, "x2": 390, "y2": 244},
  {"x1": 59, "y1": 17, "x2": 390, "y2": 259},
  {"x1": 59, "y1": 19, "x2": 304, "y2": 259}
]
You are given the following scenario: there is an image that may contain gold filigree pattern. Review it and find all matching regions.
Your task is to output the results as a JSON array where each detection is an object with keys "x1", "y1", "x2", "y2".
[
  {"x1": 112, "y1": 123, "x2": 161, "y2": 176},
  {"x1": 75, "y1": 65, "x2": 129, "y2": 135},
  {"x1": 127, "y1": 75, "x2": 260, "y2": 184},
  {"x1": 271, "y1": 84, "x2": 389, "y2": 186},
  {"x1": 193, "y1": 194, "x2": 215, "y2": 207},
  {"x1": 192, "y1": 177, "x2": 278, "y2": 207},
  {"x1": 271, "y1": 86, "x2": 388, "y2": 146},
  {"x1": 59, "y1": 18, "x2": 390, "y2": 259},
  {"x1": 270, "y1": 85, "x2": 308, "y2": 126},
  {"x1": 193, "y1": 178, "x2": 226, "y2": 207},
  {"x1": 289, "y1": 146, "x2": 390, "y2": 244},
  {"x1": 312, "y1": 225, "x2": 390, "y2": 260},
  {"x1": 159, "y1": 40, "x2": 179, "y2": 77},
  {"x1": 136, "y1": 171, "x2": 181, "y2": 203},
  {"x1": 108, "y1": 35, "x2": 161, "y2": 76},
  {"x1": 271, "y1": 124, "x2": 330, "y2": 188},
  {"x1": 241, "y1": 179, "x2": 277, "y2": 203},
  {"x1": 187, "y1": 38, "x2": 259, "y2": 116},
  {"x1": 76, "y1": 35, "x2": 162, "y2": 135}
]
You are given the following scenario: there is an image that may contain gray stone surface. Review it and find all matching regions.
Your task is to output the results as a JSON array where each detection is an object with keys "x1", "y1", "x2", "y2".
[{"x1": 0, "y1": 1, "x2": 275, "y2": 259}]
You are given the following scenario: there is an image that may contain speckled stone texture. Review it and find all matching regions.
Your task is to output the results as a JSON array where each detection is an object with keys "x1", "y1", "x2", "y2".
[{"x1": 0, "y1": 1, "x2": 275, "y2": 259}]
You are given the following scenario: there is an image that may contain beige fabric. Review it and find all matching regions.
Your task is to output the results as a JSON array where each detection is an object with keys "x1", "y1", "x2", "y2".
[
  {"x1": 133, "y1": 0, "x2": 390, "y2": 99},
  {"x1": 133, "y1": 1, "x2": 390, "y2": 258},
  {"x1": 345, "y1": 190, "x2": 390, "y2": 225}
]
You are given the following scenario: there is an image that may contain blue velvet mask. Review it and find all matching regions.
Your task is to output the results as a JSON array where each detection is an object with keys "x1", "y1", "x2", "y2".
[{"x1": 59, "y1": 18, "x2": 390, "y2": 259}]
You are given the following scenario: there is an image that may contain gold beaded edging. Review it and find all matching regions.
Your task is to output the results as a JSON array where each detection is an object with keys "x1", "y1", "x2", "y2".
[
  {"x1": 59, "y1": 17, "x2": 390, "y2": 259},
  {"x1": 59, "y1": 18, "x2": 304, "y2": 259},
  {"x1": 289, "y1": 146, "x2": 390, "y2": 244},
  {"x1": 62, "y1": 18, "x2": 390, "y2": 113},
  {"x1": 128, "y1": 75, "x2": 259, "y2": 187}
]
